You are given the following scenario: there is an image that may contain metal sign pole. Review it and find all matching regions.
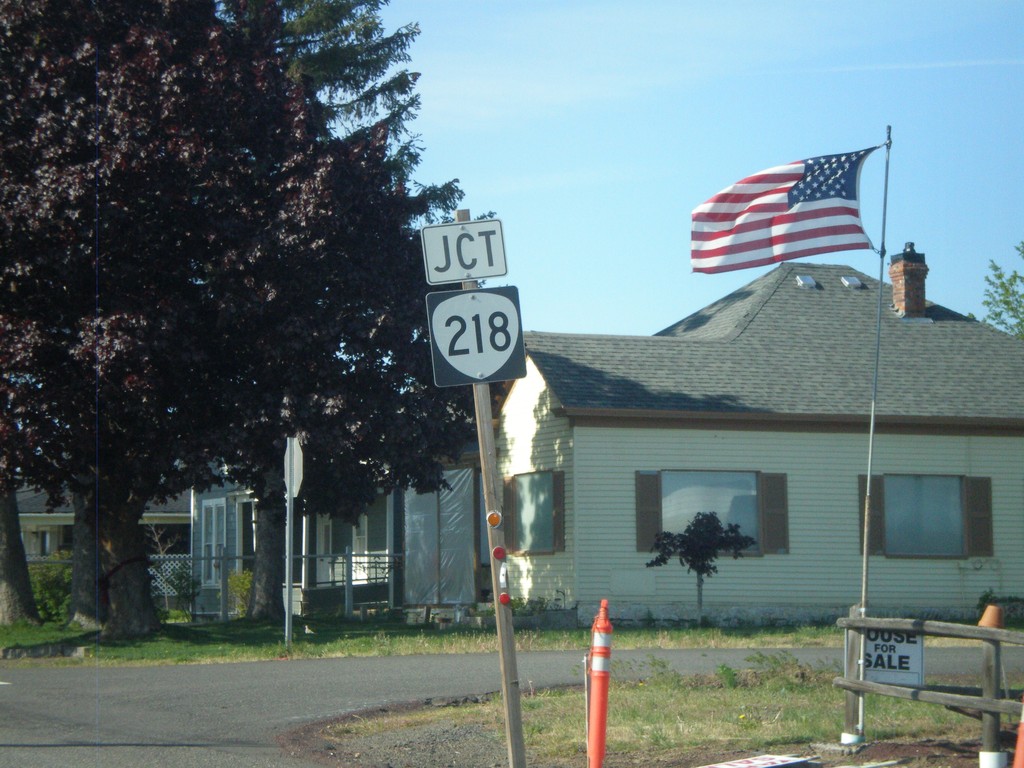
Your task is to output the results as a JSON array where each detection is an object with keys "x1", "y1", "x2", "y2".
[
  {"x1": 284, "y1": 437, "x2": 303, "y2": 649},
  {"x1": 285, "y1": 488, "x2": 293, "y2": 648}
]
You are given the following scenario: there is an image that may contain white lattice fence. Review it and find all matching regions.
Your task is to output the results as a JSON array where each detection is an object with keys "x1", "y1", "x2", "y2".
[{"x1": 149, "y1": 554, "x2": 191, "y2": 596}]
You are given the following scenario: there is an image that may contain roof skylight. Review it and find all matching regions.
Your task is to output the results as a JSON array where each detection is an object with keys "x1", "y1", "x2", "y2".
[{"x1": 795, "y1": 275, "x2": 817, "y2": 289}]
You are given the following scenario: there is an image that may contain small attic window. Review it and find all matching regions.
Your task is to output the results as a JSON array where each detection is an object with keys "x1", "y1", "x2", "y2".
[
  {"x1": 841, "y1": 275, "x2": 864, "y2": 289},
  {"x1": 795, "y1": 275, "x2": 817, "y2": 289}
]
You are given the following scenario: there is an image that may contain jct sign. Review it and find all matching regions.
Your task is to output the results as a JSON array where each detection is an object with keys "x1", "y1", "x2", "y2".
[
  {"x1": 862, "y1": 629, "x2": 923, "y2": 686},
  {"x1": 421, "y1": 218, "x2": 507, "y2": 285}
]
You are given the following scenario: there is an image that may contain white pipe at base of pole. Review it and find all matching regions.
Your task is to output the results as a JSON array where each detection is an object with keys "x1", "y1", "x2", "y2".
[
  {"x1": 980, "y1": 752, "x2": 1007, "y2": 768},
  {"x1": 841, "y1": 733, "x2": 866, "y2": 746}
]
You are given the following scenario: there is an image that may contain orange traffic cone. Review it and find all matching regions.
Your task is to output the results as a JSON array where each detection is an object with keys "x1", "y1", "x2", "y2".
[
  {"x1": 980, "y1": 604, "x2": 1004, "y2": 629},
  {"x1": 587, "y1": 599, "x2": 613, "y2": 768},
  {"x1": 1013, "y1": 696, "x2": 1024, "y2": 768}
]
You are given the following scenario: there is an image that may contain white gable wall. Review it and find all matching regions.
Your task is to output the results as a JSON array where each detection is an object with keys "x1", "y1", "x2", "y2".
[{"x1": 497, "y1": 359, "x2": 575, "y2": 608}]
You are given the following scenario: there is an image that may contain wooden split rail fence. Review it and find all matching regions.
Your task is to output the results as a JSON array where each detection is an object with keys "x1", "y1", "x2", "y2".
[{"x1": 835, "y1": 616, "x2": 1024, "y2": 755}]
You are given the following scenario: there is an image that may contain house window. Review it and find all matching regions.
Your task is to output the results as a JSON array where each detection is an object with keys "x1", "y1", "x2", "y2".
[
  {"x1": 662, "y1": 471, "x2": 758, "y2": 542},
  {"x1": 503, "y1": 471, "x2": 565, "y2": 554},
  {"x1": 636, "y1": 471, "x2": 789, "y2": 555},
  {"x1": 859, "y1": 474, "x2": 992, "y2": 558},
  {"x1": 199, "y1": 499, "x2": 238, "y2": 585},
  {"x1": 887, "y1": 475, "x2": 962, "y2": 556}
]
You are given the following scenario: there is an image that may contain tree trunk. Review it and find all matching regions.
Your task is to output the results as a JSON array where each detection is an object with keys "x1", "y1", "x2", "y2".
[
  {"x1": 99, "y1": 502, "x2": 159, "y2": 639},
  {"x1": 68, "y1": 490, "x2": 105, "y2": 629},
  {"x1": 248, "y1": 487, "x2": 285, "y2": 622},
  {"x1": 0, "y1": 488, "x2": 41, "y2": 625},
  {"x1": 695, "y1": 573, "x2": 704, "y2": 623}
]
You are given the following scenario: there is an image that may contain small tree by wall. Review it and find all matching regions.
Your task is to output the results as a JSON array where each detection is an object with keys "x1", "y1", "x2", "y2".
[{"x1": 646, "y1": 511, "x2": 755, "y2": 620}]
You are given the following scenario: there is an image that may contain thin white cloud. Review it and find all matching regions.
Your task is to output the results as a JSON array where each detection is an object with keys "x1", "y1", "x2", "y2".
[{"x1": 806, "y1": 59, "x2": 1024, "y2": 73}]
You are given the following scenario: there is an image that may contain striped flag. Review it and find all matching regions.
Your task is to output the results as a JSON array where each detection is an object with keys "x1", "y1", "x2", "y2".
[{"x1": 691, "y1": 147, "x2": 877, "y2": 274}]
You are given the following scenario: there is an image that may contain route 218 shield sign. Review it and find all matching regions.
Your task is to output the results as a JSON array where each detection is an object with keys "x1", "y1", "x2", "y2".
[{"x1": 425, "y1": 286, "x2": 527, "y2": 387}]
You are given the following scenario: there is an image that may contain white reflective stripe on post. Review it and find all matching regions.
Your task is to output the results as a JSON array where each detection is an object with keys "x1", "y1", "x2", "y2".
[
  {"x1": 591, "y1": 656, "x2": 610, "y2": 673},
  {"x1": 592, "y1": 632, "x2": 612, "y2": 648}
]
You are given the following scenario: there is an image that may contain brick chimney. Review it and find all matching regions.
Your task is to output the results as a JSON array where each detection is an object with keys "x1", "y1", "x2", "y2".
[{"x1": 889, "y1": 242, "x2": 928, "y2": 318}]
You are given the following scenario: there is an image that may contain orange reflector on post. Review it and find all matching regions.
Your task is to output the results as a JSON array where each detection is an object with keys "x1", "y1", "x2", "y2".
[{"x1": 486, "y1": 510, "x2": 502, "y2": 528}]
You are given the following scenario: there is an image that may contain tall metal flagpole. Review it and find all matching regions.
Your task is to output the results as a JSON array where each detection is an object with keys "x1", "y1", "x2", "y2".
[
  {"x1": 860, "y1": 125, "x2": 892, "y2": 618},
  {"x1": 855, "y1": 125, "x2": 893, "y2": 739}
]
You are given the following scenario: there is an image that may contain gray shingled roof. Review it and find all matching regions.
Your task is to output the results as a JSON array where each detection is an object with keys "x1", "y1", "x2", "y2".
[
  {"x1": 15, "y1": 488, "x2": 190, "y2": 515},
  {"x1": 524, "y1": 263, "x2": 1024, "y2": 425}
]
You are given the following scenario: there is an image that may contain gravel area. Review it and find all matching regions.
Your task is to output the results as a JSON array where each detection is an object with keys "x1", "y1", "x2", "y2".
[{"x1": 279, "y1": 698, "x2": 1006, "y2": 768}]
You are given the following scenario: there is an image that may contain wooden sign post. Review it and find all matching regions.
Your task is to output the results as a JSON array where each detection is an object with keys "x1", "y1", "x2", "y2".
[{"x1": 421, "y1": 208, "x2": 526, "y2": 768}]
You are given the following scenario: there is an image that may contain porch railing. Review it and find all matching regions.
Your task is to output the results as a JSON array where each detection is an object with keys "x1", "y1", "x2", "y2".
[
  {"x1": 187, "y1": 548, "x2": 399, "y2": 620},
  {"x1": 26, "y1": 551, "x2": 399, "y2": 622}
]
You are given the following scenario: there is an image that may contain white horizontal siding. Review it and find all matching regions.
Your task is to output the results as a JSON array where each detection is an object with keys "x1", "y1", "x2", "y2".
[{"x1": 571, "y1": 426, "x2": 1024, "y2": 614}]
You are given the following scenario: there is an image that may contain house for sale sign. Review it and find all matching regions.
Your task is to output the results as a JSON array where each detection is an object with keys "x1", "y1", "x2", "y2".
[{"x1": 861, "y1": 629, "x2": 924, "y2": 686}]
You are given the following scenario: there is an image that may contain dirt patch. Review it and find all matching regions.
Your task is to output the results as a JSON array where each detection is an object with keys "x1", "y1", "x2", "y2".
[{"x1": 279, "y1": 700, "x2": 1013, "y2": 768}]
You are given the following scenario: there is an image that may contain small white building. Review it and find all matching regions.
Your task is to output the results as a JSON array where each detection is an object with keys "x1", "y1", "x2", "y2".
[{"x1": 494, "y1": 259, "x2": 1024, "y2": 624}]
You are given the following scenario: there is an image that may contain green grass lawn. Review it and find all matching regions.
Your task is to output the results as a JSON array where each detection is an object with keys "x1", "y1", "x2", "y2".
[
  {"x1": 1, "y1": 612, "x2": 1009, "y2": 666},
  {"x1": 0, "y1": 613, "x2": 856, "y2": 665},
  {"x1": 320, "y1": 651, "x2": 988, "y2": 763}
]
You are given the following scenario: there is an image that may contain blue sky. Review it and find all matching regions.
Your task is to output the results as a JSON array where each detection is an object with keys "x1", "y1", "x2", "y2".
[{"x1": 381, "y1": 1, "x2": 1024, "y2": 336}]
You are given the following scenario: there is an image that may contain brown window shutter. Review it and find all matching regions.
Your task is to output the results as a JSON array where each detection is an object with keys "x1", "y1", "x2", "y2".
[
  {"x1": 858, "y1": 475, "x2": 885, "y2": 555},
  {"x1": 503, "y1": 476, "x2": 517, "y2": 553},
  {"x1": 759, "y1": 473, "x2": 789, "y2": 554},
  {"x1": 964, "y1": 476, "x2": 993, "y2": 557},
  {"x1": 635, "y1": 471, "x2": 661, "y2": 552},
  {"x1": 551, "y1": 471, "x2": 565, "y2": 552}
]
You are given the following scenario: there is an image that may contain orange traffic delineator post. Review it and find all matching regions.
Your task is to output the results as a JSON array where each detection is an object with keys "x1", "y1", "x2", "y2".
[
  {"x1": 1013, "y1": 696, "x2": 1024, "y2": 768},
  {"x1": 587, "y1": 599, "x2": 613, "y2": 768}
]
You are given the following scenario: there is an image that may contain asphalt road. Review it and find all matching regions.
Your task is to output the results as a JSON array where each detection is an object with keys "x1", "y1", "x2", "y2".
[{"x1": 1, "y1": 645, "x2": 1020, "y2": 768}]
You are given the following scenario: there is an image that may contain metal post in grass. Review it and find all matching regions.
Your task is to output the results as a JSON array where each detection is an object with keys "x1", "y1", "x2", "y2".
[
  {"x1": 218, "y1": 544, "x2": 229, "y2": 621},
  {"x1": 345, "y1": 545, "x2": 354, "y2": 618},
  {"x1": 284, "y1": 436, "x2": 303, "y2": 648}
]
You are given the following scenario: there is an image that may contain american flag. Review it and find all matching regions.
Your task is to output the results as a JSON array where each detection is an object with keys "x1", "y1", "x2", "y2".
[{"x1": 691, "y1": 147, "x2": 877, "y2": 274}]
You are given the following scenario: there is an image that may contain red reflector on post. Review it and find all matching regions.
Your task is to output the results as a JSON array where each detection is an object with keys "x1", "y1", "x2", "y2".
[
  {"x1": 492, "y1": 546, "x2": 506, "y2": 561},
  {"x1": 498, "y1": 592, "x2": 511, "y2": 605}
]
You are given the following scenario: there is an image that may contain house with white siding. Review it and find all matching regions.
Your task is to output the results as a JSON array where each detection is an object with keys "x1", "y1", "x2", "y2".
[{"x1": 495, "y1": 252, "x2": 1024, "y2": 625}]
